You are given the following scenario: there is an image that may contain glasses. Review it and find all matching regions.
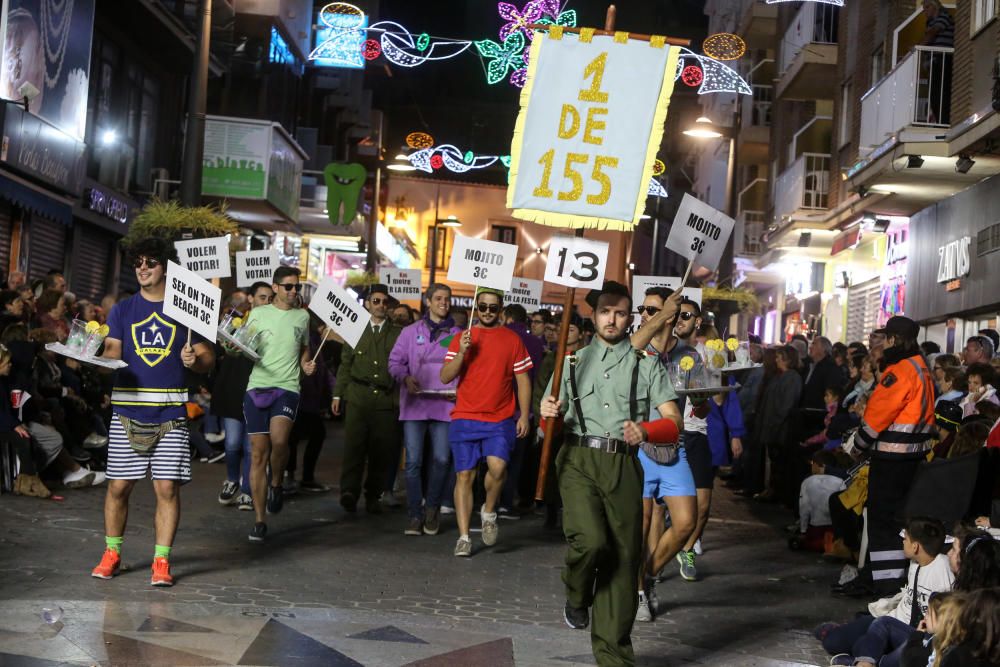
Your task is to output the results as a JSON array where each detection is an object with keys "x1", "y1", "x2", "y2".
[
  {"x1": 477, "y1": 303, "x2": 501, "y2": 314},
  {"x1": 370, "y1": 297, "x2": 388, "y2": 305},
  {"x1": 531, "y1": 319, "x2": 545, "y2": 325},
  {"x1": 636, "y1": 306, "x2": 661, "y2": 316},
  {"x1": 277, "y1": 283, "x2": 301, "y2": 292},
  {"x1": 133, "y1": 257, "x2": 161, "y2": 269},
  {"x1": 678, "y1": 311, "x2": 695, "y2": 321}
]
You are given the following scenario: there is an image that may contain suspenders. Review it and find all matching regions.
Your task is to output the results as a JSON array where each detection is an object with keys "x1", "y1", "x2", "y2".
[{"x1": 567, "y1": 350, "x2": 644, "y2": 435}]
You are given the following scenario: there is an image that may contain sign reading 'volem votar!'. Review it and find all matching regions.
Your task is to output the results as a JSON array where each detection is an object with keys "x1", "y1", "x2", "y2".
[
  {"x1": 175, "y1": 237, "x2": 232, "y2": 280},
  {"x1": 447, "y1": 234, "x2": 518, "y2": 292},
  {"x1": 235, "y1": 250, "x2": 279, "y2": 287}
]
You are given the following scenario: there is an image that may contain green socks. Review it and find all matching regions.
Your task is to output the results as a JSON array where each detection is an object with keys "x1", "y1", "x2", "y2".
[
  {"x1": 105, "y1": 536, "x2": 123, "y2": 554},
  {"x1": 154, "y1": 544, "x2": 171, "y2": 559}
]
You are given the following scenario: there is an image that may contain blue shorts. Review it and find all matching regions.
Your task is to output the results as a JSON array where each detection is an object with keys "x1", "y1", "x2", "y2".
[
  {"x1": 243, "y1": 389, "x2": 300, "y2": 435},
  {"x1": 449, "y1": 418, "x2": 516, "y2": 472},
  {"x1": 638, "y1": 443, "x2": 696, "y2": 499}
]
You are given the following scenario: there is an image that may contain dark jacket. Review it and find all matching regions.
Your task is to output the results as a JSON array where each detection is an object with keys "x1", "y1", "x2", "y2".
[
  {"x1": 801, "y1": 355, "x2": 842, "y2": 411},
  {"x1": 335, "y1": 321, "x2": 402, "y2": 410},
  {"x1": 754, "y1": 369, "x2": 803, "y2": 446},
  {"x1": 211, "y1": 351, "x2": 255, "y2": 421}
]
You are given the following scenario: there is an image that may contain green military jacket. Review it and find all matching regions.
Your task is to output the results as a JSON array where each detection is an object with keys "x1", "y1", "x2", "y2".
[
  {"x1": 335, "y1": 321, "x2": 402, "y2": 410},
  {"x1": 545, "y1": 337, "x2": 676, "y2": 439}
]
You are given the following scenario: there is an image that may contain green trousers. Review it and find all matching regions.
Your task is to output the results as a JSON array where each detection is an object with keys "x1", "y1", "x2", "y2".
[
  {"x1": 557, "y1": 443, "x2": 643, "y2": 667},
  {"x1": 340, "y1": 400, "x2": 399, "y2": 504}
]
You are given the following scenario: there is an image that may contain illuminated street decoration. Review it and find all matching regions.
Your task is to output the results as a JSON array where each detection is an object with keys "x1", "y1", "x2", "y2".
[
  {"x1": 407, "y1": 145, "x2": 502, "y2": 173},
  {"x1": 677, "y1": 48, "x2": 752, "y2": 95},
  {"x1": 653, "y1": 159, "x2": 666, "y2": 176},
  {"x1": 498, "y1": 1, "x2": 544, "y2": 42},
  {"x1": 310, "y1": 3, "x2": 368, "y2": 69},
  {"x1": 702, "y1": 33, "x2": 746, "y2": 61},
  {"x1": 369, "y1": 20, "x2": 474, "y2": 67},
  {"x1": 405, "y1": 132, "x2": 435, "y2": 149},
  {"x1": 648, "y1": 179, "x2": 668, "y2": 197},
  {"x1": 681, "y1": 65, "x2": 704, "y2": 87},
  {"x1": 362, "y1": 39, "x2": 382, "y2": 60},
  {"x1": 474, "y1": 32, "x2": 527, "y2": 85}
]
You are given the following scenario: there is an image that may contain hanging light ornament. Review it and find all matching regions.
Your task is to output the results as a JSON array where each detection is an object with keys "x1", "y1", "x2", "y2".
[
  {"x1": 676, "y1": 49, "x2": 752, "y2": 96},
  {"x1": 362, "y1": 38, "x2": 381, "y2": 60},
  {"x1": 702, "y1": 33, "x2": 746, "y2": 61},
  {"x1": 405, "y1": 132, "x2": 434, "y2": 149},
  {"x1": 309, "y1": 2, "x2": 368, "y2": 68},
  {"x1": 681, "y1": 65, "x2": 704, "y2": 87},
  {"x1": 474, "y1": 31, "x2": 527, "y2": 85},
  {"x1": 652, "y1": 159, "x2": 666, "y2": 176},
  {"x1": 430, "y1": 155, "x2": 444, "y2": 170},
  {"x1": 497, "y1": 1, "x2": 544, "y2": 41}
]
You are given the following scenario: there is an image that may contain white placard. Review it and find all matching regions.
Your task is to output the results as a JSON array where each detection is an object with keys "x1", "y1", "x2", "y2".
[
  {"x1": 446, "y1": 234, "x2": 518, "y2": 292},
  {"x1": 163, "y1": 261, "x2": 222, "y2": 342},
  {"x1": 380, "y1": 268, "x2": 423, "y2": 301},
  {"x1": 235, "y1": 250, "x2": 280, "y2": 287},
  {"x1": 309, "y1": 277, "x2": 371, "y2": 348},
  {"x1": 507, "y1": 33, "x2": 680, "y2": 227},
  {"x1": 544, "y1": 236, "x2": 609, "y2": 289},
  {"x1": 506, "y1": 277, "x2": 543, "y2": 311},
  {"x1": 665, "y1": 193, "x2": 736, "y2": 270},
  {"x1": 175, "y1": 237, "x2": 232, "y2": 280},
  {"x1": 631, "y1": 276, "x2": 703, "y2": 307}
]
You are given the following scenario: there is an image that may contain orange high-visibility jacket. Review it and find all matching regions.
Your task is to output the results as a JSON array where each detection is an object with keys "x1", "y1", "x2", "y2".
[{"x1": 857, "y1": 352, "x2": 936, "y2": 454}]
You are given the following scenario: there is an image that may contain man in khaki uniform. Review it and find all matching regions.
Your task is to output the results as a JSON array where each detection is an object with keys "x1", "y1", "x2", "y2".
[
  {"x1": 540, "y1": 282, "x2": 682, "y2": 667},
  {"x1": 332, "y1": 284, "x2": 401, "y2": 514}
]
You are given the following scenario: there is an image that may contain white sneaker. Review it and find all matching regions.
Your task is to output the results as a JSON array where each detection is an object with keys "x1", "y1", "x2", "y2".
[
  {"x1": 90, "y1": 471, "x2": 107, "y2": 486},
  {"x1": 480, "y1": 505, "x2": 498, "y2": 546},
  {"x1": 440, "y1": 505, "x2": 456, "y2": 515},
  {"x1": 205, "y1": 432, "x2": 226, "y2": 444},
  {"x1": 635, "y1": 592, "x2": 653, "y2": 622},
  {"x1": 381, "y1": 491, "x2": 402, "y2": 508},
  {"x1": 63, "y1": 467, "x2": 95, "y2": 488},
  {"x1": 693, "y1": 539, "x2": 703, "y2": 556}
]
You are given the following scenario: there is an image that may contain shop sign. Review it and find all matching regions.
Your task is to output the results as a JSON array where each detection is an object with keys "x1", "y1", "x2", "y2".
[
  {"x1": 82, "y1": 186, "x2": 130, "y2": 224},
  {"x1": 831, "y1": 227, "x2": 862, "y2": 256},
  {"x1": 937, "y1": 236, "x2": 972, "y2": 283},
  {"x1": 0, "y1": 102, "x2": 85, "y2": 194},
  {"x1": 886, "y1": 230, "x2": 908, "y2": 265}
]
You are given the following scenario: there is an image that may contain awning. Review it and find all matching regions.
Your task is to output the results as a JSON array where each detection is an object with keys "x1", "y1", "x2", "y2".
[{"x1": 0, "y1": 173, "x2": 73, "y2": 226}]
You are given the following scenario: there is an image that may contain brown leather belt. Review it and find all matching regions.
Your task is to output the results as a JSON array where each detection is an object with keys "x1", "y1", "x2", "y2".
[{"x1": 565, "y1": 433, "x2": 638, "y2": 456}]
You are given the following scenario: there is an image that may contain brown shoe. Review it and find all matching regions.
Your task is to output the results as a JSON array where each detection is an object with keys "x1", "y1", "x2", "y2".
[
  {"x1": 823, "y1": 538, "x2": 853, "y2": 562},
  {"x1": 14, "y1": 474, "x2": 51, "y2": 498}
]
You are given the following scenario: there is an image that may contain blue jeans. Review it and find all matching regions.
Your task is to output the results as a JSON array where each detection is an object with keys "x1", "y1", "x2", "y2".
[
  {"x1": 203, "y1": 412, "x2": 222, "y2": 435},
  {"x1": 823, "y1": 614, "x2": 911, "y2": 667},
  {"x1": 403, "y1": 420, "x2": 451, "y2": 519},
  {"x1": 500, "y1": 434, "x2": 528, "y2": 509},
  {"x1": 223, "y1": 417, "x2": 252, "y2": 494}
]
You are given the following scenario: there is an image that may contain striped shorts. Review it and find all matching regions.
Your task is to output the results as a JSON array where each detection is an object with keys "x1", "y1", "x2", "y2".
[{"x1": 106, "y1": 416, "x2": 192, "y2": 482}]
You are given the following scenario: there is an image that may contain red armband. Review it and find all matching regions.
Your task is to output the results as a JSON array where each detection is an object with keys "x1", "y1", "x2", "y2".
[{"x1": 643, "y1": 418, "x2": 679, "y2": 444}]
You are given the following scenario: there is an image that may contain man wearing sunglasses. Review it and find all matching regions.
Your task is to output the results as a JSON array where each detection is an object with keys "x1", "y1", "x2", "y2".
[
  {"x1": 90, "y1": 237, "x2": 215, "y2": 587},
  {"x1": 440, "y1": 289, "x2": 533, "y2": 557},
  {"x1": 539, "y1": 281, "x2": 682, "y2": 665},
  {"x1": 241, "y1": 266, "x2": 314, "y2": 543},
  {"x1": 333, "y1": 283, "x2": 402, "y2": 515}
]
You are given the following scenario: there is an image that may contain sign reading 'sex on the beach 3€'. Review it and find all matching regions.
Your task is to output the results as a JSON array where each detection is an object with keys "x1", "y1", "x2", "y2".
[{"x1": 163, "y1": 261, "x2": 222, "y2": 342}]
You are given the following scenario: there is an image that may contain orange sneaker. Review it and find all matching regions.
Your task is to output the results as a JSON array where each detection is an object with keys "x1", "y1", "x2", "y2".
[
  {"x1": 91, "y1": 548, "x2": 121, "y2": 579},
  {"x1": 150, "y1": 557, "x2": 174, "y2": 587}
]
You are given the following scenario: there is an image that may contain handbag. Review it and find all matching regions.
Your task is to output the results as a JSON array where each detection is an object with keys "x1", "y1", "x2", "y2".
[
  {"x1": 248, "y1": 388, "x2": 281, "y2": 409},
  {"x1": 117, "y1": 415, "x2": 185, "y2": 454},
  {"x1": 641, "y1": 441, "x2": 680, "y2": 465}
]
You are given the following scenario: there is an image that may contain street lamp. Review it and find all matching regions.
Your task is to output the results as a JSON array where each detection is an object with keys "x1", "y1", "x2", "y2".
[
  {"x1": 387, "y1": 149, "x2": 417, "y2": 172},
  {"x1": 428, "y1": 215, "x2": 462, "y2": 288},
  {"x1": 683, "y1": 114, "x2": 738, "y2": 287}
]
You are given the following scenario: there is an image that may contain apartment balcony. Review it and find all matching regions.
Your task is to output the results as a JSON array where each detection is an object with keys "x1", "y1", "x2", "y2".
[
  {"x1": 738, "y1": 84, "x2": 772, "y2": 165},
  {"x1": 773, "y1": 153, "x2": 830, "y2": 227},
  {"x1": 775, "y1": 2, "x2": 839, "y2": 101},
  {"x1": 735, "y1": 210, "x2": 766, "y2": 257},
  {"x1": 847, "y1": 46, "x2": 1000, "y2": 215},
  {"x1": 738, "y1": 0, "x2": 778, "y2": 49}
]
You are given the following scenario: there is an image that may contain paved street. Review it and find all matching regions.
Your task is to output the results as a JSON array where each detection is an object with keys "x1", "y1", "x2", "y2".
[{"x1": 0, "y1": 425, "x2": 858, "y2": 666}]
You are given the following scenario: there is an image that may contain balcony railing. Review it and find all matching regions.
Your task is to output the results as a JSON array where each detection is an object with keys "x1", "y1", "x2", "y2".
[
  {"x1": 779, "y1": 2, "x2": 840, "y2": 74},
  {"x1": 773, "y1": 153, "x2": 830, "y2": 223},
  {"x1": 738, "y1": 211, "x2": 766, "y2": 256},
  {"x1": 742, "y1": 84, "x2": 773, "y2": 127},
  {"x1": 859, "y1": 46, "x2": 953, "y2": 152}
]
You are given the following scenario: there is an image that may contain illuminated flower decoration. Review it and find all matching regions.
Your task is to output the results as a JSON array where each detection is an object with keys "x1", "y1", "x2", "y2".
[
  {"x1": 652, "y1": 159, "x2": 665, "y2": 176},
  {"x1": 362, "y1": 39, "x2": 381, "y2": 60},
  {"x1": 474, "y1": 31, "x2": 526, "y2": 85},
  {"x1": 536, "y1": 0, "x2": 561, "y2": 18},
  {"x1": 679, "y1": 356, "x2": 695, "y2": 372},
  {"x1": 681, "y1": 65, "x2": 703, "y2": 87},
  {"x1": 702, "y1": 33, "x2": 746, "y2": 61},
  {"x1": 406, "y1": 131, "x2": 434, "y2": 149},
  {"x1": 498, "y1": 1, "x2": 543, "y2": 42},
  {"x1": 510, "y1": 68, "x2": 527, "y2": 88},
  {"x1": 537, "y1": 9, "x2": 578, "y2": 29},
  {"x1": 430, "y1": 154, "x2": 444, "y2": 169},
  {"x1": 726, "y1": 337, "x2": 740, "y2": 352}
]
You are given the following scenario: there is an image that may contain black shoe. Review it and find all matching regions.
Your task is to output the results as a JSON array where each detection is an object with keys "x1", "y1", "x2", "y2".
[
  {"x1": 266, "y1": 485, "x2": 284, "y2": 515},
  {"x1": 69, "y1": 446, "x2": 92, "y2": 463},
  {"x1": 340, "y1": 492, "x2": 357, "y2": 513},
  {"x1": 299, "y1": 480, "x2": 330, "y2": 493},
  {"x1": 833, "y1": 578, "x2": 874, "y2": 598},
  {"x1": 365, "y1": 498, "x2": 383, "y2": 515},
  {"x1": 249, "y1": 522, "x2": 267, "y2": 542},
  {"x1": 563, "y1": 601, "x2": 589, "y2": 630}
]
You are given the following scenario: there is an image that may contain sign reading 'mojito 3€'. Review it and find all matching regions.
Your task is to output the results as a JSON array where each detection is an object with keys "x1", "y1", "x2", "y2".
[{"x1": 446, "y1": 234, "x2": 518, "y2": 292}]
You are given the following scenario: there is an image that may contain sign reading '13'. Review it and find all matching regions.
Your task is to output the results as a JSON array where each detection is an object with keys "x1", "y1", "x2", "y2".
[{"x1": 937, "y1": 236, "x2": 971, "y2": 283}]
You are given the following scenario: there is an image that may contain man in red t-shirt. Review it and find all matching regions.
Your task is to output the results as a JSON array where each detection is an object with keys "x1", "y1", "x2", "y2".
[{"x1": 441, "y1": 289, "x2": 532, "y2": 557}]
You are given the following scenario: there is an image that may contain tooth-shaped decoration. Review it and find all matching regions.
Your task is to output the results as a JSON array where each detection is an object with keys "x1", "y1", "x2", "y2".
[{"x1": 323, "y1": 162, "x2": 367, "y2": 225}]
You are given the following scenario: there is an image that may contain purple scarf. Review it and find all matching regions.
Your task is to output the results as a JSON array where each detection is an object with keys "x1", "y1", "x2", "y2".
[{"x1": 424, "y1": 313, "x2": 455, "y2": 342}]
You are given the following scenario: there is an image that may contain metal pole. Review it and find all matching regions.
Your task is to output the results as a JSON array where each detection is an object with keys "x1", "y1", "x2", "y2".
[
  {"x1": 367, "y1": 165, "x2": 381, "y2": 272},
  {"x1": 429, "y1": 222, "x2": 438, "y2": 288},
  {"x1": 650, "y1": 194, "x2": 662, "y2": 274},
  {"x1": 179, "y1": 0, "x2": 212, "y2": 206}
]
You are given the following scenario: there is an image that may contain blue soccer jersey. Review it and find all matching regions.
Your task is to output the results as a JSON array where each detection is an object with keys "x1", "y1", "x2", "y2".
[{"x1": 107, "y1": 293, "x2": 201, "y2": 423}]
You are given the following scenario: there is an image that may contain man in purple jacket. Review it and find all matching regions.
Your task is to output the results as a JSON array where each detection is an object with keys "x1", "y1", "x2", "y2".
[{"x1": 388, "y1": 283, "x2": 462, "y2": 536}]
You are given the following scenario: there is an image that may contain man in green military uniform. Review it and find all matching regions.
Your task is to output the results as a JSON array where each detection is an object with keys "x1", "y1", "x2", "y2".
[
  {"x1": 540, "y1": 282, "x2": 682, "y2": 667},
  {"x1": 332, "y1": 284, "x2": 402, "y2": 514}
]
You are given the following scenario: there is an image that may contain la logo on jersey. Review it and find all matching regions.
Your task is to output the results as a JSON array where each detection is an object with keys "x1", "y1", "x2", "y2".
[{"x1": 131, "y1": 312, "x2": 177, "y2": 367}]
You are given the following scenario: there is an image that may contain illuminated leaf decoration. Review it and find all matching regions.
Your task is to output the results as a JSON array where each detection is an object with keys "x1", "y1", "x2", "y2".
[
  {"x1": 475, "y1": 32, "x2": 526, "y2": 85},
  {"x1": 408, "y1": 148, "x2": 434, "y2": 173},
  {"x1": 463, "y1": 151, "x2": 474, "y2": 164},
  {"x1": 497, "y1": 1, "x2": 543, "y2": 42},
  {"x1": 648, "y1": 178, "x2": 668, "y2": 197},
  {"x1": 416, "y1": 33, "x2": 430, "y2": 51},
  {"x1": 368, "y1": 20, "x2": 473, "y2": 68},
  {"x1": 500, "y1": 155, "x2": 512, "y2": 168},
  {"x1": 537, "y1": 10, "x2": 578, "y2": 28},
  {"x1": 680, "y1": 48, "x2": 752, "y2": 95},
  {"x1": 405, "y1": 144, "x2": 502, "y2": 174}
]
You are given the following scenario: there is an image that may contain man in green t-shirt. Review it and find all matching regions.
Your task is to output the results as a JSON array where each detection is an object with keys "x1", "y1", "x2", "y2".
[{"x1": 241, "y1": 266, "x2": 314, "y2": 543}]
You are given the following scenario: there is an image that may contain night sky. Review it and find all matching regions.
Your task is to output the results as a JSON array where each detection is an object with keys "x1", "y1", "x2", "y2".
[{"x1": 368, "y1": 0, "x2": 709, "y2": 182}]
